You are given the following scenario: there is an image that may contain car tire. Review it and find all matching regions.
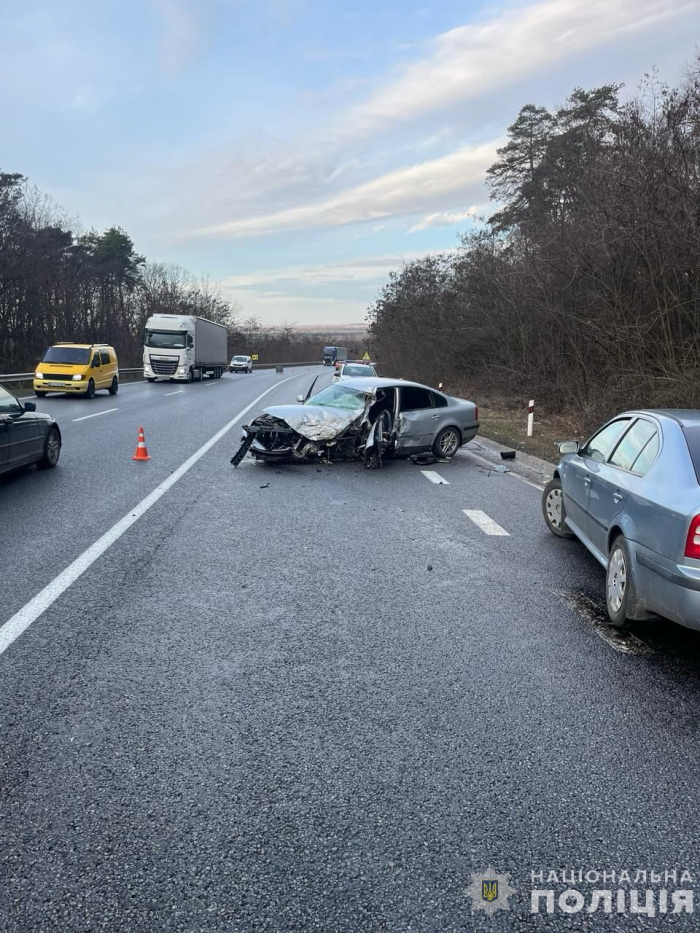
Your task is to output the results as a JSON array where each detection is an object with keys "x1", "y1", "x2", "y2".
[
  {"x1": 606, "y1": 535, "x2": 638, "y2": 629},
  {"x1": 109, "y1": 377, "x2": 119, "y2": 395},
  {"x1": 432, "y1": 426, "x2": 461, "y2": 459},
  {"x1": 542, "y1": 478, "x2": 575, "y2": 538},
  {"x1": 85, "y1": 379, "x2": 96, "y2": 399},
  {"x1": 147, "y1": 378, "x2": 156, "y2": 383},
  {"x1": 35, "y1": 390, "x2": 47, "y2": 398},
  {"x1": 37, "y1": 427, "x2": 61, "y2": 469}
]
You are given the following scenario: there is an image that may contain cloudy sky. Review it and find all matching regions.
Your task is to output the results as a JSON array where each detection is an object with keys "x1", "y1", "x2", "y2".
[{"x1": 1, "y1": 0, "x2": 698, "y2": 325}]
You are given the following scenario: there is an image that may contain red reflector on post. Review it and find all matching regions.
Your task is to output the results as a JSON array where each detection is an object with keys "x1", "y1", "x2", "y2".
[{"x1": 684, "y1": 514, "x2": 700, "y2": 560}]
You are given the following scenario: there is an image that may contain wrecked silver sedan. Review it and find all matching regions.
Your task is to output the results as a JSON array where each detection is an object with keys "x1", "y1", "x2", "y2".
[{"x1": 231, "y1": 377, "x2": 479, "y2": 469}]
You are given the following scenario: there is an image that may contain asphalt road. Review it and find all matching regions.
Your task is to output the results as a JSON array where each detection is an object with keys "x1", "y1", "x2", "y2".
[{"x1": 2, "y1": 366, "x2": 700, "y2": 931}]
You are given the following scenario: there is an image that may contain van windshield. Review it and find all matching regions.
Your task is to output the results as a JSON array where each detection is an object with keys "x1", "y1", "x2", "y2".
[
  {"x1": 146, "y1": 330, "x2": 188, "y2": 349},
  {"x1": 42, "y1": 346, "x2": 90, "y2": 364}
]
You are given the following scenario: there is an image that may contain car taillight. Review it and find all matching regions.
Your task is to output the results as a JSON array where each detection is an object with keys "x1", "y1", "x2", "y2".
[{"x1": 684, "y1": 514, "x2": 700, "y2": 560}]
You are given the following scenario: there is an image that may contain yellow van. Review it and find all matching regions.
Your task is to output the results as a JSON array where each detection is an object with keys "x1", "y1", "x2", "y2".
[{"x1": 34, "y1": 343, "x2": 119, "y2": 398}]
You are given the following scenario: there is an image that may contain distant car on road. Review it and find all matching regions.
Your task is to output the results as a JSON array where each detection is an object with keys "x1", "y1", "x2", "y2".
[
  {"x1": 34, "y1": 343, "x2": 119, "y2": 398},
  {"x1": 229, "y1": 355, "x2": 253, "y2": 373},
  {"x1": 543, "y1": 410, "x2": 700, "y2": 630},
  {"x1": 332, "y1": 362, "x2": 377, "y2": 382},
  {"x1": 0, "y1": 385, "x2": 61, "y2": 475},
  {"x1": 232, "y1": 376, "x2": 479, "y2": 467}
]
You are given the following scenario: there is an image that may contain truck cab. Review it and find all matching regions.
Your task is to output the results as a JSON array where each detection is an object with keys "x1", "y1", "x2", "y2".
[{"x1": 143, "y1": 314, "x2": 226, "y2": 382}]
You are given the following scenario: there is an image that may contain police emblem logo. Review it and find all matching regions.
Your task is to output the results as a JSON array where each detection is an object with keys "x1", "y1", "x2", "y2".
[
  {"x1": 482, "y1": 880, "x2": 499, "y2": 902},
  {"x1": 467, "y1": 866, "x2": 515, "y2": 915}
]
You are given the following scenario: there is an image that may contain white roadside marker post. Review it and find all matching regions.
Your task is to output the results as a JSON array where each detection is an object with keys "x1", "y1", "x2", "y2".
[{"x1": 527, "y1": 399, "x2": 534, "y2": 438}]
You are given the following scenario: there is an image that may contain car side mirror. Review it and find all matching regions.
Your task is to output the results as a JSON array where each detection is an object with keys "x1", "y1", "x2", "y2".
[
  {"x1": 296, "y1": 395, "x2": 305, "y2": 403},
  {"x1": 558, "y1": 440, "x2": 579, "y2": 455},
  {"x1": 23, "y1": 402, "x2": 36, "y2": 412}
]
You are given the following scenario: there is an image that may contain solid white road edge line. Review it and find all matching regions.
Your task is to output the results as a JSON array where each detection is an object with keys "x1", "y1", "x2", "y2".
[
  {"x1": 421, "y1": 470, "x2": 449, "y2": 485},
  {"x1": 462, "y1": 509, "x2": 510, "y2": 536},
  {"x1": 72, "y1": 408, "x2": 119, "y2": 422},
  {"x1": 464, "y1": 448, "x2": 546, "y2": 491},
  {"x1": 0, "y1": 374, "x2": 299, "y2": 658}
]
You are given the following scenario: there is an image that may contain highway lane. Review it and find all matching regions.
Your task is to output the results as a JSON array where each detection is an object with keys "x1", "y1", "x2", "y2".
[
  {"x1": 3, "y1": 374, "x2": 700, "y2": 930},
  {"x1": 0, "y1": 367, "x2": 325, "y2": 625}
]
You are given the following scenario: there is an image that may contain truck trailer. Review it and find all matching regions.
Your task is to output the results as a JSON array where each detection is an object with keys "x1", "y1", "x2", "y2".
[
  {"x1": 322, "y1": 346, "x2": 349, "y2": 366},
  {"x1": 143, "y1": 315, "x2": 228, "y2": 383}
]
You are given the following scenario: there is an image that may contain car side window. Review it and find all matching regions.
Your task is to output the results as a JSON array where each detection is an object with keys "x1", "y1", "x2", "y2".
[
  {"x1": 582, "y1": 418, "x2": 632, "y2": 463},
  {"x1": 92, "y1": 353, "x2": 100, "y2": 367},
  {"x1": 432, "y1": 392, "x2": 448, "y2": 408},
  {"x1": 100, "y1": 350, "x2": 110, "y2": 365},
  {"x1": 609, "y1": 419, "x2": 657, "y2": 471},
  {"x1": 630, "y1": 433, "x2": 660, "y2": 475},
  {"x1": 400, "y1": 387, "x2": 434, "y2": 411}
]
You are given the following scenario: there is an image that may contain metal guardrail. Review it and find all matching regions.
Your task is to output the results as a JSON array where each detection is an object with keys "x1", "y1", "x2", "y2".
[{"x1": 0, "y1": 363, "x2": 323, "y2": 384}]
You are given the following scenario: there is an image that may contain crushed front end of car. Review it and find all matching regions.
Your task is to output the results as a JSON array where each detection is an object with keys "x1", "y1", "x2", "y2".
[{"x1": 230, "y1": 390, "x2": 395, "y2": 469}]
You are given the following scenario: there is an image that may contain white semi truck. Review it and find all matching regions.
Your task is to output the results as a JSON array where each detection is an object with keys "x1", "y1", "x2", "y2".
[{"x1": 143, "y1": 315, "x2": 228, "y2": 383}]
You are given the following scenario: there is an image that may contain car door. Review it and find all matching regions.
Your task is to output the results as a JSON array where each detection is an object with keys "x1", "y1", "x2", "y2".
[
  {"x1": 0, "y1": 413, "x2": 10, "y2": 471},
  {"x1": 396, "y1": 386, "x2": 436, "y2": 451},
  {"x1": 89, "y1": 350, "x2": 102, "y2": 387},
  {"x1": 7, "y1": 409, "x2": 43, "y2": 466},
  {"x1": 587, "y1": 417, "x2": 657, "y2": 556},
  {"x1": 562, "y1": 418, "x2": 633, "y2": 544}
]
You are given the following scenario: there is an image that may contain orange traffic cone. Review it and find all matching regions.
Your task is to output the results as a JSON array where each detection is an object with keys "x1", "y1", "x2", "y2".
[{"x1": 132, "y1": 426, "x2": 151, "y2": 461}]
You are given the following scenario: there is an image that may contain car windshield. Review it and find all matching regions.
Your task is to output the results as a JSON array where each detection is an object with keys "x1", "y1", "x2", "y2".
[
  {"x1": 342, "y1": 365, "x2": 374, "y2": 376},
  {"x1": 145, "y1": 330, "x2": 187, "y2": 349},
  {"x1": 0, "y1": 386, "x2": 22, "y2": 412},
  {"x1": 233, "y1": 356, "x2": 248, "y2": 361},
  {"x1": 42, "y1": 346, "x2": 90, "y2": 364},
  {"x1": 307, "y1": 384, "x2": 367, "y2": 411}
]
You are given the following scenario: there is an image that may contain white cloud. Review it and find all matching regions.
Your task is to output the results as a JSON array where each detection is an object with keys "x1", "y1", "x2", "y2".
[
  {"x1": 194, "y1": 140, "x2": 499, "y2": 238},
  {"x1": 342, "y1": 0, "x2": 696, "y2": 137},
  {"x1": 408, "y1": 205, "x2": 485, "y2": 232}
]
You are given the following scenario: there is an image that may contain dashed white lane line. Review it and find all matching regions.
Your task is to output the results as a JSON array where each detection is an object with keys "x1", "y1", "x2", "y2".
[
  {"x1": 421, "y1": 470, "x2": 449, "y2": 485},
  {"x1": 463, "y1": 448, "x2": 546, "y2": 490},
  {"x1": 165, "y1": 390, "x2": 184, "y2": 396},
  {"x1": 0, "y1": 375, "x2": 299, "y2": 659},
  {"x1": 462, "y1": 509, "x2": 510, "y2": 536},
  {"x1": 72, "y1": 408, "x2": 119, "y2": 422}
]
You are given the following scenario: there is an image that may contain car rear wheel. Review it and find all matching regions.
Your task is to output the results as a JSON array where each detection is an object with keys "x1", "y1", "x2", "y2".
[
  {"x1": 85, "y1": 379, "x2": 95, "y2": 399},
  {"x1": 432, "y1": 426, "x2": 461, "y2": 459},
  {"x1": 542, "y1": 478, "x2": 575, "y2": 538},
  {"x1": 109, "y1": 377, "x2": 119, "y2": 395},
  {"x1": 606, "y1": 535, "x2": 635, "y2": 629},
  {"x1": 37, "y1": 427, "x2": 61, "y2": 469}
]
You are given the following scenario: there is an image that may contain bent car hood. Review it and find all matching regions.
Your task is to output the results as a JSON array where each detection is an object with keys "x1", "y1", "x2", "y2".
[{"x1": 261, "y1": 404, "x2": 362, "y2": 441}]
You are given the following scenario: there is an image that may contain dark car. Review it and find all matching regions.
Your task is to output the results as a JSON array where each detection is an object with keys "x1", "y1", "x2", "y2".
[{"x1": 0, "y1": 385, "x2": 61, "y2": 475}]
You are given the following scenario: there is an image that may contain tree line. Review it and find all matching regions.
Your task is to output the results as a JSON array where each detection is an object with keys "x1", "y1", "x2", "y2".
[
  {"x1": 368, "y1": 61, "x2": 700, "y2": 427},
  {"x1": 0, "y1": 173, "x2": 337, "y2": 371}
]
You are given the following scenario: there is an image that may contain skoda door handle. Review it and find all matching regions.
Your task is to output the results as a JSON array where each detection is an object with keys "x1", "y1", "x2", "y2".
[
  {"x1": 613, "y1": 491, "x2": 623, "y2": 503},
  {"x1": 584, "y1": 476, "x2": 591, "y2": 487},
  {"x1": 431, "y1": 414, "x2": 439, "y2": 420}
]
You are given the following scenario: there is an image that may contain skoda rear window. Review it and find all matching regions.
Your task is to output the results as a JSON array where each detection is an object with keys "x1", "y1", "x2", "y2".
[
  {"x1": 42, "y1": 346, "x2": 90, "y2": 364},
  {"x1": 682, "y1": 426, "x2": 700, "y2": 484}
]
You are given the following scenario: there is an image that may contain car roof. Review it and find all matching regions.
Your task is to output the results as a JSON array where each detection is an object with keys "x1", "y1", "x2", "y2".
[
  {"x1": 336, "y1": 376, "x2": 439, "y2": 392},
  {"x1": 625, "y1": 409, "x2": 700, "y2": 427},
  {"x1": 53, "y1": 342, "x2": 111, "y2": 349}
]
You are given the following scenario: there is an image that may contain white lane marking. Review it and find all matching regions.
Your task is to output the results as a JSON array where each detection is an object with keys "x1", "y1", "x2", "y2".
[
  {"x1": 421, "y1": 470, "x2": 449, "y2": 485},
  {"x1": 462, "y1": 509, "x2": 510, "y2": 536},
  {"x1": 510, "y1": 473, "x2": 546, "y2": 491},
  {"x1": 0, "y1": 375, "x2": 299, "y2": 658},
  {"x1": 165, "y1": 390, "x2": 184, "y2": 396},
  {"x1": 464, "y1": 448, "x2": 546, "y2": 490},
  {"x1": 72, "y1": 408, "x2": 119, "y2": 422}
]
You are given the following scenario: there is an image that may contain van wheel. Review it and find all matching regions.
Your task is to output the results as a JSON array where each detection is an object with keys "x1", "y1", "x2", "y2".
[
  {"x1": 109, "y1": 377, "x2": 119, "y2": 395},
  {"x1": 37, "y1": 427, "x2": 61, "y2": 469},
  {"x1": 542, "y1": 478, "x2": 575, "y2": 538},
  {"x1": 606, "y1": 535, "x2": 636, "y2": 629},
  {"x1": 35, "y1": 391, "x2": 47, "y2": 398},
  {"x1": 85, "y1": 379, "x2": 96, "y2": 399}
]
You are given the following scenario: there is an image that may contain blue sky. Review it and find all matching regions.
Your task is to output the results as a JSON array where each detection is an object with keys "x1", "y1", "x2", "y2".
[{"x1": 1, "y1": 0, "x2": 698, "y2": 325}]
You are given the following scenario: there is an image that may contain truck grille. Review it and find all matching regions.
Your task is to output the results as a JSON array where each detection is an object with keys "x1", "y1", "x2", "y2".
[{"x1": 149, "y1": 356, "x2": 179, "y2": 375}]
